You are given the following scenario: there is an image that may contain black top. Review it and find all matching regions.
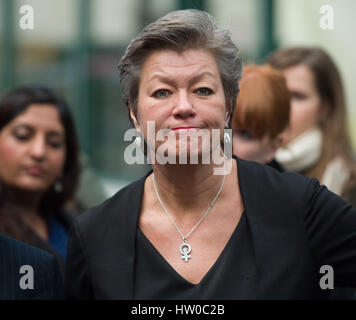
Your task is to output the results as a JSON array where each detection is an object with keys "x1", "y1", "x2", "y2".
[
  {"x1": 66, "y1": 156, "x2": 356, "y2": 299},
  {"x1": 133, "y1": 213, "x2": 264, "y2": 299},
  {"x1": 266, "y1": 159, "x2": 284, "y2": 172}
]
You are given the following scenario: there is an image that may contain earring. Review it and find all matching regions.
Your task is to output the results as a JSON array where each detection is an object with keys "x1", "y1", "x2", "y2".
[
  {"x1": 54, "y1": 181, "x2": 63, "y2": 193},
  {"x1": 134, "y1": 136, "x2": 142, "y2": 148},
  {"x1": 223, "y1": 128, "x2": 232, "y2": 159},
  {"x1": 224, "y1": 131, "x2": 231, "y2": 144}
]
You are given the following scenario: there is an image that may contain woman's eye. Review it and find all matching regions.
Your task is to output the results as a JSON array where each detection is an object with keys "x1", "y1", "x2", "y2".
[
  {"x1": 48, "y1": 141, "x2": 63, "y2": 149},
  {"x1": 47, "y1": 134, "x2": 64, "y2": 149},
  {"x1": 152, "y1": 89, "x2": 171, "y2": 99},
  {"x1": 236, "y1": 129, "x2": 254, "y2": 140},
  {"x1": 13, "y1": 132, "x2": 30, "y2": 141},
  {"x1": 196, "y1": 87, "x2": 213, "y2": 96},
  {"x1": 291, "y1": 91, "x2": 307, "y2": 101}
]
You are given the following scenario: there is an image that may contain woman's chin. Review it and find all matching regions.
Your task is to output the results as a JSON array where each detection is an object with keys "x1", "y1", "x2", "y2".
[{"x1": 10, "y1": 181, "x2": 51, "y2": 194}]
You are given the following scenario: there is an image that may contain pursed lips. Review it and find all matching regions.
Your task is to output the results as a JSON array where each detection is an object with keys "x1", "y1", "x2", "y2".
[{"x1": 171, "y1": 127, "x2": 201, "y2": 131}]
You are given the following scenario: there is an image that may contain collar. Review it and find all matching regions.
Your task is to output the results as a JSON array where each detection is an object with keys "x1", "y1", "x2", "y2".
[{"x1": 274, "y1": 128, "x2": 322, "y2": 172}]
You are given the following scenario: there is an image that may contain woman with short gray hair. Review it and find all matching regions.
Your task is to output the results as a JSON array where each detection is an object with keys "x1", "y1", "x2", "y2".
[
  {"x1": 119, "y1": 9, "x2": 242, "y2": 128},
  {"x1": 66, "y1": 9, "x2": 356, "y2": 300}
]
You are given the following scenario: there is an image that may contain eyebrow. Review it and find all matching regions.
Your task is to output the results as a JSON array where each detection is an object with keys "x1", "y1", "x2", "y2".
[
  {"x1": 14, "y1": 124, "x2": 64, "y2": 137},
  {"x1": 148, "y1": 71, "x2": 217, "y2": 87}
]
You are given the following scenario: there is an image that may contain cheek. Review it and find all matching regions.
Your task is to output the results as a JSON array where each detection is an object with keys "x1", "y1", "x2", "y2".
[
  {"x1": 0, "y1": 140, "x2": 25, "y2": 184},
  {"x1": 0, "y1": 140, "x2": 23, "y2": 169},
  {"x1": 48, "y1": 150, "x2": 66, "y2": 177},
  {"x1": 233, "y1": 137, "x2": 258, "y2": 158},
  {"x1": 138, "y1": 94, "x2": 168, "y2": 121},
  {"x1": 139, "y1": 103, "x2": 169, "y2": 135},
  {"x1": 290, "y1": 98, "x2": 321, "y2": 129},
  {"x1": 211, "y1": 98, "x2": 227, "y2": 124}
]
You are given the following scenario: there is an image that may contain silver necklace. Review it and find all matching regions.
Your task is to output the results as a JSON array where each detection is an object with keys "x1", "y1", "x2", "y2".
[{"x1": 152, "y1": 173, "x2": 226, "y2": 262}]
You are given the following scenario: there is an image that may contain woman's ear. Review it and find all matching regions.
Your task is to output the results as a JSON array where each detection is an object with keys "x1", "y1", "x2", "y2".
[
  {"x1": 129, "y1": 108, "x2": 140, "y2": 130},
  {"x1": 270, "y1": 133, "x2": 284, "y2": 152}
]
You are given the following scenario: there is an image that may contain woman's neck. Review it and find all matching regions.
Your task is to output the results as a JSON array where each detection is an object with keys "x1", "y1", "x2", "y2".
[
  {"x1": 4, "y1": 187, "x2": 43, "y2": 214},
  {"x1": 150, "y1": 160, "x2": 234, "y2": 221}
]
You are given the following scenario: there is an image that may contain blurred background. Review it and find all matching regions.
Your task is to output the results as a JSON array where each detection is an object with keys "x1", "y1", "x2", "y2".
[{"x1": 0, "y1": 0, "x2": 355, "y2": 201}]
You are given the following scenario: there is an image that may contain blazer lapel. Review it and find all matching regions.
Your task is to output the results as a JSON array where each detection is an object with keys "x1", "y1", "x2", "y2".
[{"x1": 97, "y1": 170, "x2": 152, "y2": 299}]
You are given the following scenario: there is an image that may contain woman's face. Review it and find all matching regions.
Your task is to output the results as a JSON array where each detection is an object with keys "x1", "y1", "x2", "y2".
[
  {"x1": 0, "y1": 104, "x2": 66, "y2": 193},
  {"x1": 232, "y1": 129, "x2": 281, "y2": 163},
  {"x1": 133, "y1": 48, "x2": 228, "y2": 162},
  {"x1": 283, "y1": 64, "x2": 322, "y2": 144}
]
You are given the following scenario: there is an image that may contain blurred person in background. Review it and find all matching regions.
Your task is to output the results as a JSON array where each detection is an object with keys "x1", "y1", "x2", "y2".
[
  {"x1": 232, "y1": 64, "x2": 290, "y2": 171},
  {"x1": 267, "y1": 47, "x2": 356, "y2": 207},
  {"x1": 0, "y1": 87, "x2": 80, "y2": 273}
]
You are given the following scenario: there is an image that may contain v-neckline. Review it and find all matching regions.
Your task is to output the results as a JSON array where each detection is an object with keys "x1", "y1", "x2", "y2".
[
  {"x1": 137, "y1": 212, "x2": 246, "y2": 287},
  {"x1": 136, "y1": 156, "x2": 248, "y2": 287}
]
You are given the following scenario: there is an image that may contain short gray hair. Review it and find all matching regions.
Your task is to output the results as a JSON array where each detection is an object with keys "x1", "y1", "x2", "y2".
[{"x1": 118, "y1": 9, "x2": 243, "y2": 127}]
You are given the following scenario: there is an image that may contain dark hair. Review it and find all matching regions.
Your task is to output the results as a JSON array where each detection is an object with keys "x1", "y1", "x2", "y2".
[
  {"x1": 118, "y1": 9, "x2": 243, "y2": 128},
  {"x1": 267, "y1": 47, "x2": 356, "y2": 197},
  {"x1": 0, "y1": 87, "x2": 80, "y2": 240}
]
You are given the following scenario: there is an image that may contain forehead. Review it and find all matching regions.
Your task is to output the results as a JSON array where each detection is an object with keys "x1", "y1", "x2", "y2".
[
  {"x1": 140, "y1": 48, "x2": 220, "y2": 80},
  {"x1": 8, "y1": 104, "x2": 64, "y2": 131},
  {"x1": 283, "y1": 64, "x2": 316, "y2": 91}
]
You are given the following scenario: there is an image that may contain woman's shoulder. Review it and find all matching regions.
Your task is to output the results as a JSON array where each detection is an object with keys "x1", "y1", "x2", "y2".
[
  {"x1": 74, "y1": 172, "x2": 150, "y2": 234},
  {"x1": 237, "y1": 156, "x2": 316, "y2": 192},
  {"x1": 0, "y1": 233, "x2": 61, "y2": 275},
  {"x1": 236, "y1": 157, "x2": 326, "y2": 218}
]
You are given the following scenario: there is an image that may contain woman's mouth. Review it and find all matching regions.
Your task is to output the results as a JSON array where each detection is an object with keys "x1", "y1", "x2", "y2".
[
  {"x1": 172, "y1": 127, "x2": 200, "y2": 131},
  {"x1": 26, "y1": 166, "x2": 46, "y2": 176}
]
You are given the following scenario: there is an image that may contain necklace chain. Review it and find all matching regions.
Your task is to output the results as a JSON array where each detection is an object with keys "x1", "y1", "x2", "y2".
[{"x1": 152, "y1": 172, "x2": 226, "y2": 259}]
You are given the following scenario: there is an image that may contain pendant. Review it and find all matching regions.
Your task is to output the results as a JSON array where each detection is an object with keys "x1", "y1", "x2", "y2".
[{"x1": 180, "y1": 242, "x2": 192, "y2": 262}]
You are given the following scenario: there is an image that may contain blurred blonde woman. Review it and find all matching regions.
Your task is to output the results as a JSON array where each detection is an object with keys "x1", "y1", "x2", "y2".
[{"x1": 268, "y1": 47, "x2": 356, "y2": 207}]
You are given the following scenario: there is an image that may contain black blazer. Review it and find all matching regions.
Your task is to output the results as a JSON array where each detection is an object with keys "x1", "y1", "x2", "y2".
[
  {"x1": 0, "y1": 234, "x2": 64, "y2": 300},
  {"x1": 65, "y1": 157, "x2": 356, "y2": 299}
]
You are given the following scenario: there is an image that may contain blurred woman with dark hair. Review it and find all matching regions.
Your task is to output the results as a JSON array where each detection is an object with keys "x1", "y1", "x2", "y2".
[
  {"x1": 232, "y1": 64, "x2": 290, "y2": 171},
  {"x1": 0, "y1": 86, "x2": 80, "y2": 271},
  {"x1": 267, "y1": 47, "x2": 356, "y2": 207}
]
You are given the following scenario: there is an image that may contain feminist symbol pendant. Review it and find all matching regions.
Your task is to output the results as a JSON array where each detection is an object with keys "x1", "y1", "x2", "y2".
[{"x1": 180, "y1": 242, "x2": 192, "y2": 262}]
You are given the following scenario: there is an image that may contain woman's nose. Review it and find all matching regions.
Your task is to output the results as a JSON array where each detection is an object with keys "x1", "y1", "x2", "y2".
[
  {"x1": 172, "y1": 90, "x2": 196, "y2": 119},
  {"x1": 29, "y1": 136, "x2": 46, "y2": 160}
]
